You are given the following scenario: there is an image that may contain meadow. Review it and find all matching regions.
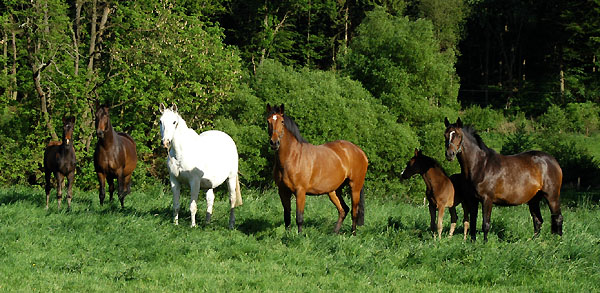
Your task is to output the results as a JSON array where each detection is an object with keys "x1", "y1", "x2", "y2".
[{"x1": 0, "y1": 185, "x2": 599, "y2": 291}]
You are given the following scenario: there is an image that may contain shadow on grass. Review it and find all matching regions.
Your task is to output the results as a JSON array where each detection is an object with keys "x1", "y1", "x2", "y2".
[{"x1": 237, "y1": 217, "x2": 275, "y2": 235}]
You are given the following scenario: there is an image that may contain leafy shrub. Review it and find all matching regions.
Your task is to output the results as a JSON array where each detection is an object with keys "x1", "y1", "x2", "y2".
[
  {"x1": 565, "y1": 102, "x2": 600, "y2": 136},
  {"x1": 538, "y1": 104, "x2": 570, "y2": 133},
  {"x1": 462, "y1": 105, "x2": 505, "y2": 132},
  {"x1": 500, "y1": 121, "x2": 535, "y2": 155},
  {"x1": 339, "y1": 6, "x2": 459, "y2": 125}
]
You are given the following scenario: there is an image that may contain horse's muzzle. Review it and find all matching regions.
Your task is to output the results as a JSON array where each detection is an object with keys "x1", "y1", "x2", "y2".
[
  {"x1": 445, "y1": 151, "x2": 456, "y2": 161},
  {"x1": 269, "y1": 139, "x2": 280, "y2": 151},
  {"x1": 162, "y1": 139, "x2": 171, "y2": 149},
  {"x1": 96, "y1": 130, "x2": 104, "y2": 139}
]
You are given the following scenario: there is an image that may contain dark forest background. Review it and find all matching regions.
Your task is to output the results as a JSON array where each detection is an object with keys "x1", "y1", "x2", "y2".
[{"x1": 1, "y1": 0, "x2": 599, "y2": 199}]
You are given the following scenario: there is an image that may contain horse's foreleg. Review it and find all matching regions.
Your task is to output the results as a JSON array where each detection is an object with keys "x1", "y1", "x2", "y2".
[
  {"x1": 278, "y1": 188, "x2": 292, "y2": 230},
  {"x1": 296, "y1": 189, "x2": 306, "y2": 234},
  {"x1": 436, "y1": 207, "x2": 445, "y2": 240},
  {"x1": 189, "y1": 180, "x2": 201, "y2": 227},
  {"x1": 462, "y1": 203, "x2": 470, "y2": 241},
  {"x1": 449, "y1": 206, "x2": 458, "y2": 237},
  {"x1": 44, "y1": 171, "x2": 52, "y2": 210},
  {"x1": 428, "y1": 199, "x2": 436, "y2": 238},
  {"x1": 97, "y1": 172, "x2": 106, "y2": 205},
  {"x1": 205, "y1": 188, "x2": 215, "y2": 224},
  {"x1": 66, "y1": 172, "x2": 74, "y2": 210},
  {"x1": 107, "y1": 177, "x2": 115, "y2": 202},
  {"x1": 468, "y1": 198, "x2": 478, "y2": 241},
  {"x1": 56, "y1": 172, "x2": 64, "y2": 209},
  {"x1": 170, "y1": 175, "x2": 181, "y2": 225},
  {"x1": 482, "y1": 197, "x2": 493, "y2": 242},
  {"x1": 327, "y1": 191, "x2": 346, "y2": 234}
]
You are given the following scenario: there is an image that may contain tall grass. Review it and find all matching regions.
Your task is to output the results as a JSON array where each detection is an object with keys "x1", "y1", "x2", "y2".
[{"x1": 0, "y1": 185, "x2": 598, "y2": 291}]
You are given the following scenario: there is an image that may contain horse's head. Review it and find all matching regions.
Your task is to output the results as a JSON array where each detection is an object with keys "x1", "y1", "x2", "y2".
[
  {"x1": 266, "y1": 103, "x2": 285, "y2": 151},
  {"x1": 401, "y1": 148, "x2": 424, "y2": 179},
  {"x1": 95, "y1": 105, "x2": 111, "y2": 139},
  {"x1": 159, "y1": 103, "x2": 180, "y2": 149},
  {"x1": 62, "y1": 116, "x2": 75, "y2": 146},
  {"x1": 444, "y1": 117, "x2": 464, "y2": 161}
]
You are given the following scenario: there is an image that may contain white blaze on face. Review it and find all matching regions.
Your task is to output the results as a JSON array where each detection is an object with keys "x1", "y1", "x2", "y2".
[
  {"x1": 272, "y1": 115, "x2": 277, "y2": 121},
  {"x1": 449, "y1": 131, "x2": 455, "y2": 143}
]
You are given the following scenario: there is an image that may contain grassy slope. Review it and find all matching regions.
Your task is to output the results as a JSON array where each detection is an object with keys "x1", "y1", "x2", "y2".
[{"x1": 0, "y1": 185, "x2": 599, "y2": 291}]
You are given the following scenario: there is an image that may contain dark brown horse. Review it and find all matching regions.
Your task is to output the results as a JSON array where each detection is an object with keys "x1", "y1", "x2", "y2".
[
  {"x1": 44, "y1": 116, "x2": 77, "y2": 209},
  {"x1": 401, "y1": 149, "x2": 470, "y2": 239},
  {"x1": 444, "y1": 117, "x2": 563, "y2": 241},
  {"x1": 94, "y1": 105, "x2": 137, "y2": 208},
  {"x1": 266, "y1": 104, "x2": 368, "y2": 235}
]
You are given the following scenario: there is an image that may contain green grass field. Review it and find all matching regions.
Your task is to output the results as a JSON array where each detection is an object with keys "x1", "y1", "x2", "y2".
[{"x1": 1, "y1": 185, "x2": 599, "y2": 291}]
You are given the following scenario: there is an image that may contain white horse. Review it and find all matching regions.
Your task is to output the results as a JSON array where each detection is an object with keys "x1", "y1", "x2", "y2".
[{"x1": 159, "y1": 103, "x2": 242, "y2": 228}]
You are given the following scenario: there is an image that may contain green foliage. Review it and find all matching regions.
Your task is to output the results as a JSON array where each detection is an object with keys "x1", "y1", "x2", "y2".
[
  {"x1": 339, "y1": 6, "x2": 460, "y2": 125},
  {"x1": 461, "y1": 105, "x2": 505, "y2": 131},
  {"x1": 538, "y1": 104, "x2": 570, "y2": 133},
  {"x1": 565, "y1": 102, "x2": 600, "y2": 135},
  {"x1": 500, "y1": 121, "x2": 535, "y2": 155}
]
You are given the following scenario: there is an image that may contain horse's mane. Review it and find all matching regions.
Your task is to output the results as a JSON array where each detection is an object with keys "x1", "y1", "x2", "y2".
[
  {"x1": 267, "y1": 106, "x2": 308, "y2": 144},
  {"x1": 418, "y1": 153, "x2": 448, "y2": 176},
  {"x1": 462, "y1": 125, "x2": 497, "y2": 155}
]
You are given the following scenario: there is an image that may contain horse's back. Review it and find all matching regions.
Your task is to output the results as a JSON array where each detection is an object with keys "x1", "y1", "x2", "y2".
[{"x1": 320, "y1": 140, "x2": 368, "y2": 179}]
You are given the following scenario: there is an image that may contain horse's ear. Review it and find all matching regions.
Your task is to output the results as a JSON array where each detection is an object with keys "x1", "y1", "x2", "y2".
[
  {"x1": 159, "y1": 103, "x2": 166, "y2": 114},
  {"x1": 69, "y1": 116, "x2": 75, "y2": 123},
  {"x1": 171, "y1": 103, "x2": 178, "y2": 113},
  {"x1": 444, "y1": 117, "x2": 450, "y2": 127},
  {"x1": 266, "y1": 103, "x2": 272, "y2": 113},
  {"x1": 414, "y1": 148, "x2": 419, "y2": 156},
  {"x1": 456, "y1": 117, "x2": 463, "y2": 128},
  {"x1": 279, "y1": 104, "x2": 285, "y2": 115}
]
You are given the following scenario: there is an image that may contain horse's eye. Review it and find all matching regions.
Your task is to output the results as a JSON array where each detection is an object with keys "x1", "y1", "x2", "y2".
[{"x1": 172, "y1": 121, "x2": 176, "y2": 125}]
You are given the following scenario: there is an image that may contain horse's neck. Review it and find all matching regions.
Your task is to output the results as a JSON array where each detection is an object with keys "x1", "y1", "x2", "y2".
[
  {"x1": 458, "y1": 133, "x2": 488, "y2": 180},
  {"x1": 99, "y1": 123, "x2": 118, "y2": 147},
  {"x1": 276, "y1": 128, "x2": 303, "y2": 166},
  {"x1": 170, "y1": 122, "x2": 192, "y2": 155}
]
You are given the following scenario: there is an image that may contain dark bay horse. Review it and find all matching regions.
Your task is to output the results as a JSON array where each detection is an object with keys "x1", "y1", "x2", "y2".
[
  {"x1": 401, "y1": 149, "x2": 470, "y2": 240},
  {"x1": 44, "y1": 116, "x2": 77, "y2": 209},
  {"x1": 94, "y1": 105, "x2": 137, "y2": 208},
  {"x1": 266, "y1": 104, "x2": 368, "y2": 235},
  {"x1": 444, "y1": 117, "x2": 563, "y2": 241}
]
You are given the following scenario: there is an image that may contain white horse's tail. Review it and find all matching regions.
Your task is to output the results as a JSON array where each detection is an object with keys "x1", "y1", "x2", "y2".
[{"x1": 234, "y1": 174, "x2": 243, "y2": 207}]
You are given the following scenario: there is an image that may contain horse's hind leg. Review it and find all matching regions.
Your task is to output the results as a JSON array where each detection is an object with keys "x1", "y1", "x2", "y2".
[
  {"x1": 118, "y1": 173, "x2": 132, "y2": 208},
  {"x1": 205, "y1": 188, "x2": 215, "y2": 225},
  {"x1": 44, "y1": 171, "x2": 52, "y2": 209},
  {"x1": 327, "y1": 191, "x2": 346, "y2": 234},
  {"x1": 66, "y1": 172, "x2": 74, "y2": 210},
  {"x1": 462, "y1": 203, "x2": 470, "y2": 241},
  {"x1": 528, "y1": 195, "x2": 543, "y2": 237},
  {"x1": 226, "y1": 175, "x2": 238, "y2": 229},
  {"x1": 449, "y1": 206, "x2": 458, "y2": 237},
  {"x1": 295, "y1": 189, "x2": 307, "y2": 234},
  {"x1": 547, "y1": 196, "x2": 563, "y2": 236}
]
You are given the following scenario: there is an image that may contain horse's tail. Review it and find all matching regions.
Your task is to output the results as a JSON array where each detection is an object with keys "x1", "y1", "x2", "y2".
[
  {"x1": 357, "y1": 187, "x2": 365, "y2": 226},
  {"x1": 234, "y1": 173, "x2": 243, "y2": 207}
]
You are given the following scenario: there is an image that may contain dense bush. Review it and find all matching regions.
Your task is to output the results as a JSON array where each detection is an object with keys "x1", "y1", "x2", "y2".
[
  {"x1": 461, "y1": 105, "x2": 506, "y2": 132},
  {"x1": 339, "y1": 6, "x2": 460, "y2": 126}
]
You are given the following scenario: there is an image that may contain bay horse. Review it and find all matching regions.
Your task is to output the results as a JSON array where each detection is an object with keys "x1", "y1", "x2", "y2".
[
  {"x1": 94, "y1": 105, "x2": 137, "y2": 208},
  {"x1": 444, "y1": 117, "x2": 563, "y2": 241},
  {"x1": 266, "y1": 104, "x2": 368, "y2": 235},
  {"x1": 401, "y1": 149, "x2": 470, "y2": 240},
  {"x1": 43, "y1": 116, "x2": 77, "y2": 210},
  {"x1": 159, "y1": 103, "x2": 242, "y2": 228}
]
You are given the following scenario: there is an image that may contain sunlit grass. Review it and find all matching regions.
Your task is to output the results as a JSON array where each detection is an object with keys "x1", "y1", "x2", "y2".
[{"x1": 0, "y1": 185, "x2": 598, "y2": 291}]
